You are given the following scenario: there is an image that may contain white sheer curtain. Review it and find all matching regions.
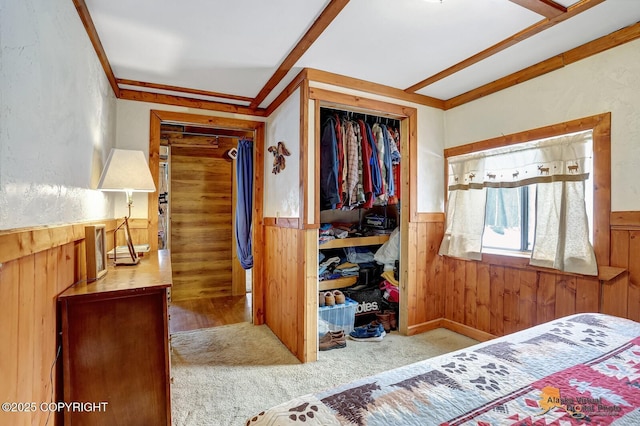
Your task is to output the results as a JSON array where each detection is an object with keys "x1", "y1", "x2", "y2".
[
  {"x1": 531, "y1": 180, "x2": 597, "y2": 275},
  {"x1": 439, "y1": 131, "x2": 598, "y2": 276},
  {"x1": 439, "y1": 188, "x2": 487, "y2": 261}
]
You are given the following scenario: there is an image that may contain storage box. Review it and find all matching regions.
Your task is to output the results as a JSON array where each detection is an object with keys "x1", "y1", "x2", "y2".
[
  {"x1": 318, "y1": 297, "x2": 357, "y2": 336},
  {"x1": 343, "y1": 287, "x2": 384, "y2": 327}
]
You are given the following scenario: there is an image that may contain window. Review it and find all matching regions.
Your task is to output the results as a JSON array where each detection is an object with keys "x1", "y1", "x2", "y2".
[
  {"x1": 481, "y1": 142, "x2": 594, "y2": 255},
  {"x1": 483, "y1": 185, "x2": 535, "y2": 252},
  {"x1": 440, "y1": 129, "x2": 598, "y2": 275}
]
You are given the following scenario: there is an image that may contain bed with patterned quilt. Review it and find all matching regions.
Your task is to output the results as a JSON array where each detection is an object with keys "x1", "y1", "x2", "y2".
[{"x1": 246, "y1": 313, "x2": 640, "y2": 425}]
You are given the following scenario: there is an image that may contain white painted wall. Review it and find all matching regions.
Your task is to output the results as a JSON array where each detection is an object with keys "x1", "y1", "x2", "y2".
[
  {"x1": 445, "y1": 39, "x2": 640, "y2": 211},
  {"x1": 264, "y1": 88, "x2": 301, "y2": 218},
  {"x1": 309, "y1": 82, "x2": 446, "y2": 213},
  {"x1": 114, "y1": 99, "x2": 266, "y2": 219},
  {"x1": 0, "y1": 0, "x2": 117, "y2": 230}
]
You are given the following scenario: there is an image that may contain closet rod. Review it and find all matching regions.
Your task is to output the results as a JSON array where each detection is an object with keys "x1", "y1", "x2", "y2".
[
  {"x1": 320, "y1": 108, "x2": 400, "y2": 126},
  {"x1": 162, "y1": 130, "x2": 253, "y2": 139}
]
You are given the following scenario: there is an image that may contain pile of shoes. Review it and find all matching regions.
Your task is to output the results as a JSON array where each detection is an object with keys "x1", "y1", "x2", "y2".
[
  {"x1": 319, "y1": 330, "x2": 346, "y2": 351},
  {"x1": 348, "y1": 320, "x2": 386, "y2": 342},
  {"x1": 375, "y1": 310, "x2": 397, "y2": 333},
  {"x1": 319, "y1": 289, "x2": 345, "y2": 307}
]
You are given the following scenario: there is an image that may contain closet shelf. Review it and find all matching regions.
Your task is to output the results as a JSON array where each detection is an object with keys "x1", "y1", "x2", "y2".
[
  {"x1": 319, "y1": 235, "x2": 390, "y2": 250},
  {"x1": 319, "y1": 276, "x2": 357, "y2": 292}
]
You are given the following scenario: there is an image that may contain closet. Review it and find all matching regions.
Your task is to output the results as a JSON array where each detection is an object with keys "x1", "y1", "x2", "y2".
[{"x1": 318, "y1": 107, "x2": 402, "y2": 338}]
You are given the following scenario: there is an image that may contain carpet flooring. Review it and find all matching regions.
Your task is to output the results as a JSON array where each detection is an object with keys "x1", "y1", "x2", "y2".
[{"x1": 170, "y1": 322, "x2": 478, "y2": 426}]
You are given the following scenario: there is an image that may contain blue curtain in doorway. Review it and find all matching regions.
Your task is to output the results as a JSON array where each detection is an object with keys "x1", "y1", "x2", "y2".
[{"x1": 235, "y1": 139, "x2": 253, "y2": 269}]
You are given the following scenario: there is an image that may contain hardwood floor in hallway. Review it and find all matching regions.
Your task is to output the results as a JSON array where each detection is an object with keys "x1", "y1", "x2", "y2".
[{"x1": 169, "y1": 294, "x2": 252, "y2": 333}]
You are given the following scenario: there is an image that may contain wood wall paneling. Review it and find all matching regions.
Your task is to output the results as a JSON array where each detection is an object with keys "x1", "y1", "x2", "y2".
[
  {"x1": 536, "y1": 272, "x2": 556, "y2": 324},
  {"x1": 439, "y1": 255, "x2": 633, "y2": 340},
  {"x1": 609, "y1": 226, "x2": 630, "y2": 315},
  {"x1": 519, "y1": 270, "x2": 537, "y2": 330},
  {"x1": 0, "y1": 240, "x2": 78, "y2": 426},
  {"x1": 489, "y1": 265, "x2": 505, "y2": 336},
  {"x1": 415, "y1": 223, "x2": 428, "y2": 324},
  {"x1": 475, "y1": 263, "x2": 491, "y2": 333},
  {"x1": 628, "y1": 231, "x2": 640, "y2": 322},
  {"x1": 264, "y1": 225, "x2": 304, "y2": 361},
  {"x1": 170, "y1": 146, "x2": 233, "y2": 301},
  {"x1": 554, "y1": 275, "x2": 577, "y2": 319},
  {"x1": 576, "y1": 276, "x2": 600, "y2": 313},
  {"x1": 406, "y1": 221, "x2": 445, "y2": 327}
]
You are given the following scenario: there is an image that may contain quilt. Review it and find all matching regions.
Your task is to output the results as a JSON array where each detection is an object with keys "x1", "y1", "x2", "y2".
[{"x1": 246, "y1": 313, "x2": 640, "y2": 425}]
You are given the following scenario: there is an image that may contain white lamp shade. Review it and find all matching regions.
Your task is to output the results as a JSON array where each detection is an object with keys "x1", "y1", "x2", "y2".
[{"x1": 97, "y1": 149, "x2": 156, "y2": 192}]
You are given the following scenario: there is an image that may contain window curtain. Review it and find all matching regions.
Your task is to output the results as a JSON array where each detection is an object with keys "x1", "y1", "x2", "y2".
[
  {"x1": 235, "y1": 139, "x2": 253, "y2": 269},
  {"x1": 439, "y1": 131, "x2": 598, "y2": 276}
]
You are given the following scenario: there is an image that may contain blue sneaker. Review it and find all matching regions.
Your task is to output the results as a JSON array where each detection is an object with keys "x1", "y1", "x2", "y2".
[{"x1": 348, "y1": 321, "x2": 386, "y2": 342}]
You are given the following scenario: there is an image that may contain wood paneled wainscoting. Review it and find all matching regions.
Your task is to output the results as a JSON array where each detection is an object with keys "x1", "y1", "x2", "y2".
[
  {"x1": 609, "y1": 211, "x2": 640, "y2": 322},
  {"x1": 405, "y1": 212, "x2": 639, "y2": 342},
  {"x1": 442, "y1": 257, "x2": 603, "y2": 338},
  {"x1": 0, "y1": 220, "x2": 125, "y2": 426},
  {"x1": 405, "y1": 216, "x2": 446, "y2": 334},
  {"x1": 262, "y1": 219, "x2": 317, "y2": 363}
]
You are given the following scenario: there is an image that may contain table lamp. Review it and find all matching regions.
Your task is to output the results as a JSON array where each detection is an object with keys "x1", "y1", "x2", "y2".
[{"x1": 97, "y1": 148, "x2": 156, "y2": 265}]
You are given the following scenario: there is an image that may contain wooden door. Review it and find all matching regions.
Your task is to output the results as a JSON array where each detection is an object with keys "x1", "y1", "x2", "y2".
[{"x1": 170, "y1": 145, "x2": 233, "y2": 301}]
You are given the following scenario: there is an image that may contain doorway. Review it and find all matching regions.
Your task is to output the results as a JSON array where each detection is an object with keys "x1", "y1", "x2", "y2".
[{"x1": 147, "y1": 110, "x2": 265, "y2": 332}]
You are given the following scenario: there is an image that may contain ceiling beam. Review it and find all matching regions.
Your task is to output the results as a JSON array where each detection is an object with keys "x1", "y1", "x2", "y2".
[
  {"x1": 72, "y1": 0, "x2": 120, "y2": 97},
  {"x1": 119, "y1": 89, "x2": 267, "y2": 117},
  {"x1": 404, "y1": 0, "x2": 605, "y2": 94},
  {"x1": 508, "y1": 0, "x2": 567, "y2": 19},
  {"x1": 117, "y1": 79, "x2": 253, "y2": 104},
  {"x1": 444, "y1": 21, "x2": 640, "y2": 109},
  {"x1": 249, "y1": 0, "x2": 350, "y2": 109}
]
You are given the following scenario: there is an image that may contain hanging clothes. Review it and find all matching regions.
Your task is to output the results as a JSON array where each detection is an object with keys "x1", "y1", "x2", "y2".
[
  {"x1": 344, "y1": 120, "x2": 359, "y2": 206},
  {"x1": 320, "y1": 117, "x2": 340, "y2": 209},
  {"x1": 319, "y1": 109, "x2": 401, "y2": 211},
  {"x1": 235, "y1": 139, "x2": 254, "y2": 269}
]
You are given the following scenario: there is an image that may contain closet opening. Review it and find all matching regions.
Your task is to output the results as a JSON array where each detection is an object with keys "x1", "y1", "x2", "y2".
[
  {"x1": 147, "y1": 111, "x2": 265, "y2": 334},
  {"x1": 317, "y1": 106, "x2": 403, "y2": 350}
]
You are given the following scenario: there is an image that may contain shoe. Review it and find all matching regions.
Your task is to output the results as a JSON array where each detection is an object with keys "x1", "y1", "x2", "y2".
[
  {"x1": 319, "y1": 331, "x2": 346, "y2": 351},
  {"x1": 324, "y1": 291, "x2": 335, "y2": 306},
  {"x1": 384, "y1": 310, "x2": 397, "y2": 330},
  {"x1": 332, "y1": 290, "x2": 345, "y2": 304},
  {"x1": 348, "y1": 321, "x2": 385, "y2": 342},
  {"x1": 376, "y1": 312, "x2": 391, "y2": 333},
  {"x1": 319, "y1": 330, "x2": 344, "y2": 344},
  {"x1": 319, "y1": 292, "x2": 325, "y2": 307}
]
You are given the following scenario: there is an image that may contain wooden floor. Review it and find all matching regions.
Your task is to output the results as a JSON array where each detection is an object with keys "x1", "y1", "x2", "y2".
[{"x1": 169, "y1": 294, "x2": 252, "y2": 334}]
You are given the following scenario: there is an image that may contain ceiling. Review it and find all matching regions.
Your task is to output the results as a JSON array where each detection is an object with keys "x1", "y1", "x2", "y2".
[{"x1": 80, "y1": 0, "x2": 640, "y2": 111}]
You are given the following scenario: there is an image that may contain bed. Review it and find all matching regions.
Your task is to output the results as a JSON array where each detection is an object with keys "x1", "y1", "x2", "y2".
[{"x1": 246, "y1": 313, "x2": 640, "y2": 425}]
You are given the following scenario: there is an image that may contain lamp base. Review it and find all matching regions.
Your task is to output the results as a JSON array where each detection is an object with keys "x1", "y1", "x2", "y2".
[{"x1": 114, "y1": 257, "x2": 140, "y2": 266}]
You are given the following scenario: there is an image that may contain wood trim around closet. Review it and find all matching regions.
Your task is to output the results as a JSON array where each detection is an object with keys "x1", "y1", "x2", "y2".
[
  {"x1": 309, "y1": 87, "x2": 419, "y2": 117},
  {"x1": 300, "y1": 79, "x2": 310, "y2": 229}
]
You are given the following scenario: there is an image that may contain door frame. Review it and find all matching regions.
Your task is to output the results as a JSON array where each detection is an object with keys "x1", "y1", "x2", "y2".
[{"x1": 147, "y1": 110, "x2": 266, "y2": 325}]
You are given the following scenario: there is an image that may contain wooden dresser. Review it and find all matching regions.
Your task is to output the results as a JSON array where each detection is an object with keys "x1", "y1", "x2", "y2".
[{"x1": 58, "y1": 250, "x2": 172, "y2": 425}]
